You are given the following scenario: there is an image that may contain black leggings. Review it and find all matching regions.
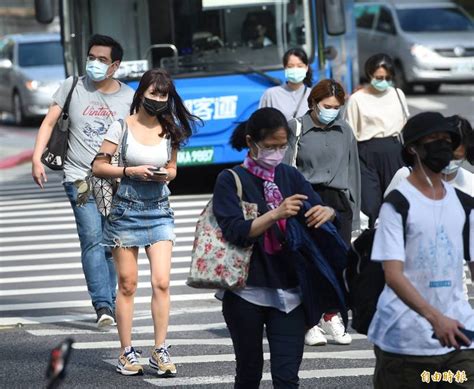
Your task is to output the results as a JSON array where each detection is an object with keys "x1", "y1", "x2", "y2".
[{"x1": 222, "y1": 291, "x2": 306, "y2": 389}]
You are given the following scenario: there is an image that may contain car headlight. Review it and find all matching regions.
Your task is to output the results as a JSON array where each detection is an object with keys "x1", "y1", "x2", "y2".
[
  {"x1": 25, "y1": 80, "x2": 40, "y2": 91},
  {"x1": 410, "y1": 44, "x2": 438, "y2": 61}
]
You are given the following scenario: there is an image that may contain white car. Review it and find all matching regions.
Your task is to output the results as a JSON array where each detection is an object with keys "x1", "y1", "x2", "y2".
[{"x1": 0, "y1": 33, "x2": 65, "y2": 125}]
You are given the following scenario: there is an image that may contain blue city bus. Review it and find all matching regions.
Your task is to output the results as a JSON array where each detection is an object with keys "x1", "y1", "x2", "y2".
[{"x1": 35, "y1": 0, "x2": 358, "y2": 166}]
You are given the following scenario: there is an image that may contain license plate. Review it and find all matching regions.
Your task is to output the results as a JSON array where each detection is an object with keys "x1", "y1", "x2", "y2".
[
  {"x1": 453, "y1": 63, "x2": 473, "y2": 74},
  {"x1": 177, "y1": 146, "x2": 215, "y2": 166}
]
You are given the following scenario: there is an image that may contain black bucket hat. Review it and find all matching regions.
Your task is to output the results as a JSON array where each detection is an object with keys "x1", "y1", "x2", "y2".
[{"x1": 401, "y1": 111, "x2": 461, "y2": 149}]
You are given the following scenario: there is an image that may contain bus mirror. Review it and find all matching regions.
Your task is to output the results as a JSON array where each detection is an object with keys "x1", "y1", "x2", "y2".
[
  {"x1": 324, "y1": 0, "x2": 346, "y2": 36},
  {"x1": 34, "y1": 0, "x2": 55, "y2": 24}
]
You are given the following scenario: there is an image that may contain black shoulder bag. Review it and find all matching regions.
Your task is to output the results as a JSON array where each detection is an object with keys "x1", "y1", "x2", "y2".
[{"x1": 41, "y1": 76, "x2": 79, "y2": 170}]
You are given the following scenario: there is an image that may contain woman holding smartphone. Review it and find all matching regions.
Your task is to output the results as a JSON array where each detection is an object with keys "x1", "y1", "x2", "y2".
[{"x1": 92, "y1": 69, "x2": 200, "y2": 377}]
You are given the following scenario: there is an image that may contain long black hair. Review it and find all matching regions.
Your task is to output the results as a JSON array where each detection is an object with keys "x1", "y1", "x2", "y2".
[
  {"x1": 230, "y1": 107, "x2": 291, "y2": 151},
  {"x1": 283, "y1": 48, "x2": 313, "y2": 87},
  {"x1": 130, "y1": 69, "x2": 202, "y2": 149}
]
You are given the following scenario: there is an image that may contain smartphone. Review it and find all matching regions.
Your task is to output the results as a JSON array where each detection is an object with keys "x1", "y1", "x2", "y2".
[
  {"x1": 432, "y1": 327, "x2": 474, "y2": 345},
  {"x1": 152, "y1": 170, "x2": 168, "y2": 176}
]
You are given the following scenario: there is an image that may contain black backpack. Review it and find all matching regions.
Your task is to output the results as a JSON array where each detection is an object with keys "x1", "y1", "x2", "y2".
[{"x1": 344, "y1": 188, "x2": 473, "y2": 335}]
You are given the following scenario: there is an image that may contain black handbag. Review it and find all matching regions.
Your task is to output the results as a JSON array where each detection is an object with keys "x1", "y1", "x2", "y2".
[{"x1": 40, "y1": 77, "x2": 79, "y2": 170}]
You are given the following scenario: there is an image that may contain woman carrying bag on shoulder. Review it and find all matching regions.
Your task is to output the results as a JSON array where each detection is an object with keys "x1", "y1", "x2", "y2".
[
  {"x1": 212, "y1": 107, "x2": 348, "y2": 389},
  {"x1": 345, "y1": 53, "x2": 409, "y2": 228},
  {"x1": 92, "y1": 69, "x2": 200, "y2": 377}
]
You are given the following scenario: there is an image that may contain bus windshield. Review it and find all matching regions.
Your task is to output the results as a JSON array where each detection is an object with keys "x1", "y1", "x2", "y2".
[{"x1": 70, "y1": 0, "x2": 312, "y2": 78}]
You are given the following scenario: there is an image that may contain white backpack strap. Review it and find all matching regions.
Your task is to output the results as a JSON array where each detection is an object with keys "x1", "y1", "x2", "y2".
[{"x1": 291, "y1": 118, "x2": 303, "y2": 168}]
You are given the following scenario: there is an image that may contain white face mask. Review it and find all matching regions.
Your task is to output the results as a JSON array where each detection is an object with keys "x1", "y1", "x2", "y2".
[
  {"x1": 442, "y1": 159, "x2": 463, "y2": 176},
  {"x1": 86, "y1": 59, "x2": 110, "y2": 82}
]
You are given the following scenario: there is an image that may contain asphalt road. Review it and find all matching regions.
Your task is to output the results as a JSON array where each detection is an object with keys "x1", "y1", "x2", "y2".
[{"x1": 0, "y1": 84, "x2": 473, "y2": 388}]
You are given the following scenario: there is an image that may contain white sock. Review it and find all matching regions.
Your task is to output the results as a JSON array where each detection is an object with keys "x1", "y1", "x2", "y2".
[{"x1": 124, "y1": 346, "x2": 132, "y2": 354}]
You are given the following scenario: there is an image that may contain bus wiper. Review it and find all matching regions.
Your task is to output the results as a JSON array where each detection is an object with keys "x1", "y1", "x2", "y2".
[
  {"x1": 235, "y1": 65, "x2": 282, "y2": 86},
  {"x1": 207, "y1": 59, "x2": 282, "y2": 86}
]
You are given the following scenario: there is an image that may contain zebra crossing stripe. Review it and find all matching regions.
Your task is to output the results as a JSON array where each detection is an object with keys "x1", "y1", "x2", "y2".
[
  {"x1": 0, "y1": 242, "x2": 194, "y2": 253},
  {"x1": 144, "y1": 368, "x2": 375, "y2": 387},
  {"x1": 27, "y1": 322, "x2": 228, "y2": 336},
  {"x1": 0, "y1": 279, "x2": 192, "y2": 296},
  {"x1": 102, "y1": 349, "x2": 374, "y2": 366},
  {"x1": 0, "y1": 306, "x2": 223, "y2": 326},
  {"x1": 0, "y1": 267, "x2": 191, "y2": 284},
  {"x1": 0, "y1": 224, "x2": 197, "y2": 234},
  {"x1": 0, "y1": 293, "x2": 215, "y2": 312},
  {"x1": 0, "y1": 256, "x2": 192, "y2": 273},
  {"x1": 0, "y1": 199, "x2": 209, "y2": 212}
]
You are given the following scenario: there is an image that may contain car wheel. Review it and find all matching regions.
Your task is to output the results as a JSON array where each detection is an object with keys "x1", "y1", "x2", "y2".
[
  {"x1": 424, "y1": 83, "x2": 441, "y2": 94},
  {"x1": 394, "y1": 63, "x2": 413, "y2": 94},
  {"x1": 12, "y1": 92, "x2": 25, "y2": 126}
]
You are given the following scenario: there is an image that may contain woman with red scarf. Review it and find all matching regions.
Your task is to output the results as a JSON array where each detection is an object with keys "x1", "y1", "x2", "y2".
[{"x1": 213, "y1": 107, "x2": 340, "y2": 388}]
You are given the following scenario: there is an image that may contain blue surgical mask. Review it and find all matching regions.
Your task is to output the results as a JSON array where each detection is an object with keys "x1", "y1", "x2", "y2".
[
  {"x1": 86, "y1": 59, "x2": 110, "y2": 82},
  {"x1": 371, "y1": 78, "x2": 392, "y2": 92},
  {"x1": 317, "y1": 104, "x2": 340, "y2": 124},
  {"x1": 284, "y1": 67, "x2": 307, "y2": 84},
  {"x1": 442, "y1": 159, "x2": 463, "y2": 176}
]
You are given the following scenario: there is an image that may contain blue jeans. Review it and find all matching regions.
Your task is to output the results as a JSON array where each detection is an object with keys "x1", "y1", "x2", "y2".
[{"x1": 64, "y1": 182, "x2": 116, "y2": 311}]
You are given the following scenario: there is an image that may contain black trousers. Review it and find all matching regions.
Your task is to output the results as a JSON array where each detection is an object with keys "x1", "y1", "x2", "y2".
[
  {"x1": 312, "y1": 184, "x2": 353, "y2": 246},
  {"x1": 222, "y1": 291, "x2": 306, "y2": 389},
  {"x1": 357, "y1": 137, "x2": 404, "y2": 228}
]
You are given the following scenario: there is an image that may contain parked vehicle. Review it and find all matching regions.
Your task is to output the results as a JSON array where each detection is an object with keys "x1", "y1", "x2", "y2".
[
  {"x1": 0, "y1": 33, "x2": 65, "y2": 125},
  {"x1": 355, "y1": 0, "x2": 474, "y2": 93}
]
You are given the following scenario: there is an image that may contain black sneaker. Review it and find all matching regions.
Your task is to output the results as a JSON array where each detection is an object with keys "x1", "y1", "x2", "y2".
[{"x1": 96, "y1": 307, "x2": 115, "y2": 328}]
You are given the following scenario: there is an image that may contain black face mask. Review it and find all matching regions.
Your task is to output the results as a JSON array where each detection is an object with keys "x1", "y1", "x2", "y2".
[
  {"x1": 420, "y1": 139, "x2": 453, "y2": 173},
  {"x1": 142, "y1": 97, "x2": 168, "y2": 116}
]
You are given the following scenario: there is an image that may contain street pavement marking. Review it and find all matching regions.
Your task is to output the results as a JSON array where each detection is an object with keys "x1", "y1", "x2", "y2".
[
  {"x1": 407, "y1": 97, "x2": 447, "y2": 110},
  {"x1": 0, "y1": 251, "x2": 190, "y2": 262},
  {"x1": 0, "y1": 199, "x2": 208, "y2": 212},
  {"x1": 0, "y1": 209, "x2": 72, "y2": 218},
  {"x1": 0, "y1": 215, "x2": 199, "y2": 225},
  {"x1": 74, "y1": 338, "x2": 235, "y2": 349},
  {"x1": 0, "y1": 242, "x2": 194, "y2": 253},
  {"x1": 28, "y1": 322, "x2": 228, "y2": 336},
  {"x1": 103, "y1": 349, "x2": 374, "y2": 366},
  {"x1": 144, "y1": 368, "x2": 375, "y2": 387},
  {"x1": 0, "y1": 224, "x2": 196, "y2": 234},
  {"x1": 29, "y1": 324, "x2": 368, "y2": 342},
  {"x1": 0, "y1": 306, "x2": 223, "y2": 326},
  {"x1": 0, "y1": 293, "x2": 215, "y2": 312},
  {"x1": 0, "y1": 233, "x2": 195, "y2": 244},
  {"x1": 0, "y1": 256, "x2": 192, "y2": 272},
  {"x1": 0, "y1": 279, "x2": 192, "y2": 296},
  {"x1": 0, "y1": 267, "x2": 191, "y2": 284}
]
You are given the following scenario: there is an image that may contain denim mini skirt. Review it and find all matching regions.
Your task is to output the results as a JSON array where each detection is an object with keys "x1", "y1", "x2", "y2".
[{"x1": 102, "y1": 178, "x2": 175, "y2": 248}]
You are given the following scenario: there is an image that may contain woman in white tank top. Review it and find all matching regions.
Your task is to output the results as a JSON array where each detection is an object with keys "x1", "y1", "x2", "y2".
[{"x1": 93, "y1": 69, "x2": 201, "y2": 377}]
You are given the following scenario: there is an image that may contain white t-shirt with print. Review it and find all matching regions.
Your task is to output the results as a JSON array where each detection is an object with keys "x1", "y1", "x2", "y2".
[{"x1": 368, "y1": 179, "x2": 474, "y2": 355}]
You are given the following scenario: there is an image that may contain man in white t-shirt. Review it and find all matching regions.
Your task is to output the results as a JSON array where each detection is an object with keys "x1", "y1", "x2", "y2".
[
  {"x1": 370, "y1": 112, "x2": 474, "y2": 389},
  {"x1": 384, "y1": 116, "x2": 474, "y2": 298}
]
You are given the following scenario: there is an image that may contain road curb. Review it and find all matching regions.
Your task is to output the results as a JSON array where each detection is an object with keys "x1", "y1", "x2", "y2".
[{"x1": 0, "y1": 149, "x2": 34, "y2": 169}]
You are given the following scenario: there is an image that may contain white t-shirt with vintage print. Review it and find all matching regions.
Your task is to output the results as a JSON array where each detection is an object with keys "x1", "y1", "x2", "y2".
[{"x1": 368, "y1": 179, "x2": 474, "y2": 355}]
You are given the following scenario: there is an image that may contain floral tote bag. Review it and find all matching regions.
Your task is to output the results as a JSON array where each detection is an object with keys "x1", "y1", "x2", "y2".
[{"x1": 187, "y1": 169, "x2": 258, "y2": 290}]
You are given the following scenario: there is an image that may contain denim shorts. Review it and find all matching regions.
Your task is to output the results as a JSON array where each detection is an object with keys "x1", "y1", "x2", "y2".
[{"x1": 102, "y1": 178, "x2": 175, "y2": 248}]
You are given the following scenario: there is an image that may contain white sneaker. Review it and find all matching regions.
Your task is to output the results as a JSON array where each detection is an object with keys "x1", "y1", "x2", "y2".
[
  {"x1": 304, "y1": 325, "x2": 327, "y2": 346},
  {"x1": 319, "y1": 315, "x2": 352, "y2": 345}
]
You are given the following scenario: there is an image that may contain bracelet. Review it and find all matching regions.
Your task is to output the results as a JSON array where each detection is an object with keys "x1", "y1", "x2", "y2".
[{"x1": 123, "y1": 167, "x2": 128, "y2": 178}]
